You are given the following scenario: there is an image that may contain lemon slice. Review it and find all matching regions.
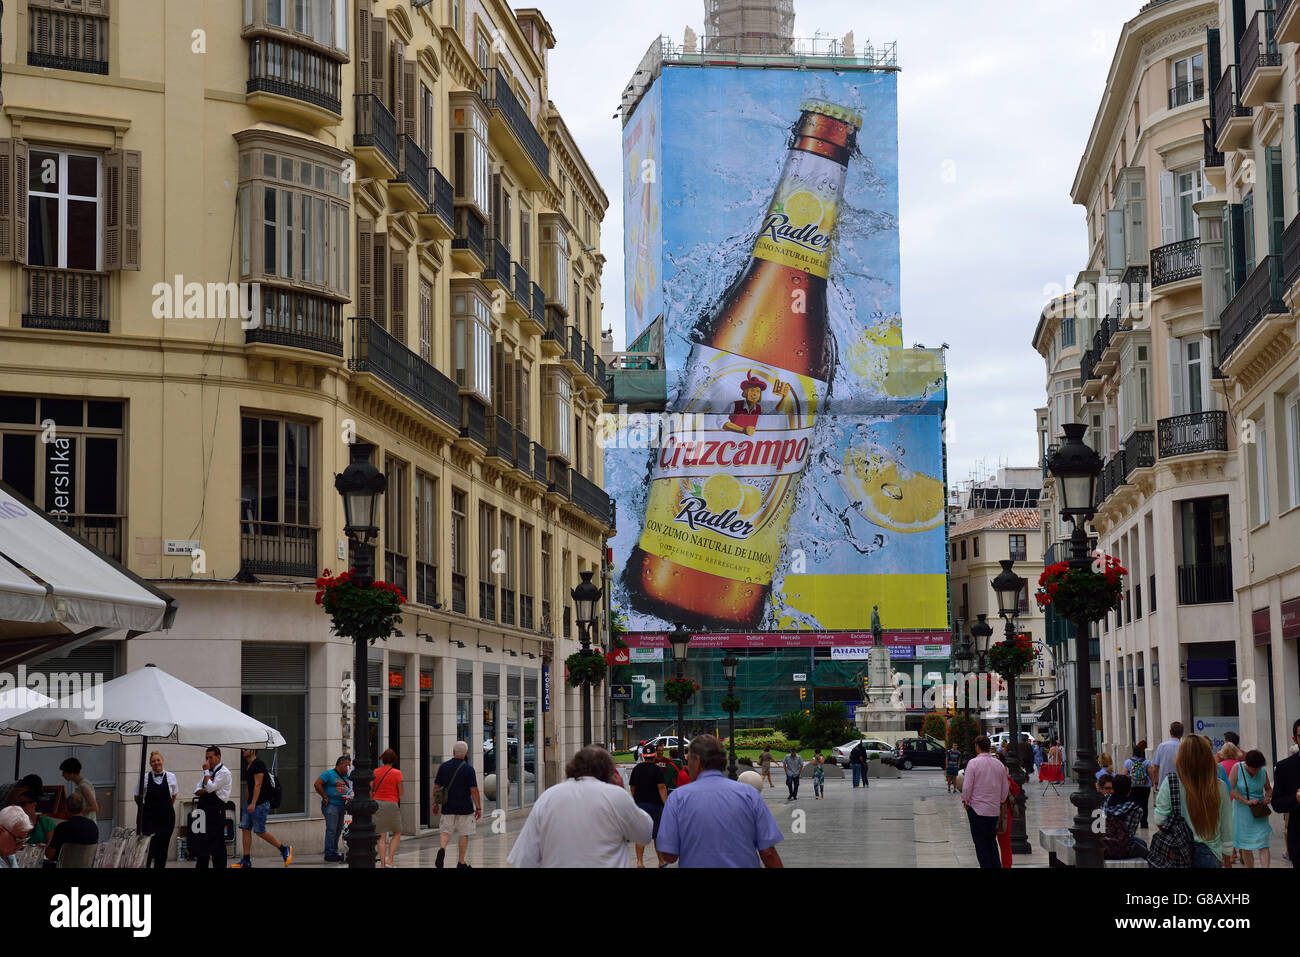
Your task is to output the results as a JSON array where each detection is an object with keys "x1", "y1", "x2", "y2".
[
  {"x1": 882, "y1": 349, "x2": 944, "y2": 399},
  {"x1": 703, "y1": 473, "x2": 744, "y2": 513},
  {"x1": 783, "y1": 190, "x2": 824, "y2": 227},
  {"x1": 738, "y1": 484, "x2": 763, "y2": 518},
  {"x1": 842, "y1": 450, "x2": 944, "y2": 534}
]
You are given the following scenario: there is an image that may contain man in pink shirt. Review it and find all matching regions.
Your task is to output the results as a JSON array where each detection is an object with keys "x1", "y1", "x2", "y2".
[{"x1": 961, "y1": 735, "x2": 1009, "y2": 868}]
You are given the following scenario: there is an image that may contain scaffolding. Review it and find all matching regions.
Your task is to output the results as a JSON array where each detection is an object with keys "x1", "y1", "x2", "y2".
[{"x1": 703, "y1": 0, "x2": 796, "y2": 53}]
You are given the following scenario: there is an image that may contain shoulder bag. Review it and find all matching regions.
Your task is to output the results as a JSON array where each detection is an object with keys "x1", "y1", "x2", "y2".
[
  {"x1": 431, "y1": 761, "x2": 464, "y2": 808},
  {"x1": 1238, "y1": 765, "x2": 1272, "y2": 819},
  {"x1": 1147, "y1": 774, "x2": 1193, "y2": 868}
]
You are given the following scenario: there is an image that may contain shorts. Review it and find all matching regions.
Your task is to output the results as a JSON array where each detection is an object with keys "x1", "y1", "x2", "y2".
[
  {"x1": 239, "y1": 801, "x2": 270, "y2": 834},
  {"x1": 439, "y1": 813, "x2": 476, "y2": 838},
  {"x1": 372, "y1": 800, "x2": 401, "y2": 835},
  {"x1": 636, "y1": 802, "x2": 663, "y2": 840}
]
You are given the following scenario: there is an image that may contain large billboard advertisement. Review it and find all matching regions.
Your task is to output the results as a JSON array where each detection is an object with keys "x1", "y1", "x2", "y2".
[
  {"x1": 623, "y1": 78, "x2": 663, "y2": 343},
  {"x1": 608, "y1": 65, "x2": 947, "y2": 636}
]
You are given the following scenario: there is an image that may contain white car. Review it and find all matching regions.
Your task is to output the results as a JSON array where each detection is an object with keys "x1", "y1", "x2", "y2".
[
  {"x1": 637, "y1": 735, "x2": 689, "y2": 755},
  {"x1": 988, "y1": 731, "x2": 1037, "y2": 750},
  {"x1": 832, "y1": 738, "x2": 896, "y2": 768}
]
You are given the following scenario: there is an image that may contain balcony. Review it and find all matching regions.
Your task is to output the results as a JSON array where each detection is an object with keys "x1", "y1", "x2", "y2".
[
  {"x1": 509, "y1": 262, "x2": 532, "y2": 323},
  {"x1": 597, "y1": 356, "x2": 613, "y2": 403},
  {"x1": 530, "y1": 283, "x2": 547, "y2": 331},
  {"x1": 571, "y1": 469, "x2": 613, "y2": 526},
  {"x1": 547, "y1": 457, "x2": 571, "y2": 501},
  {"x1": 1157, "y1": 410, "x2": 1228, "y2": 459},
  {"x1": 22, "y1": 266, "x2": 108, "y2": 333},
  {"x1": 27, "y1": 5, "x2": 107, "y2": 75},
  {"x1": 1283, "y1": 213, "x2": 1300, "y2": 292},
  {"x1": 482, "y1": 68, "x2": 550, "y2": 190},
  {"x1": 481, "y1": 237, "x2": 511, "y2": 293},
  {"x1": 451, "y1": 208, "x2": 487, "y2": 273},
  {"x1": 1239, "y1": 10, "x2": 1283, "y2": 107},
  {"x1": 1279, "y1": 0, "x2": 1300, "y2": 45},
  {"x1": 531, "y1": 442, "x2": 549, "y2": 486},
  {"x1": 1080, "y1": 346, "x2": 1097, "y2": 385},
  {"x1": 1176, "y1": 562, "x2": 1232, "y2": 605},
  {"x1": 58, "y1": 515, "x2": 122, "y2": 562},
  {"x1": 1167, "y1": 79, "x2": 1204, "y2": 110},
  {"x1": 348, "y1": 318, "x2": 461, "y2": 431},
  {"x1": 563, "y1": 325, "x2": 585, "y2": 376},
  {"x1": 246, "y1": 288, "x2": 344, "y2": 358},
  {"x1": 486, "y1": 414, "x2": 514, "y2": 468},
  {"x1": 514, "y1": 429, "x2": 531, "y2": 478},
  {"x1": 353, "y1": 93, "x2": 398, "y2": 178},
  {"x1": 451, "y1": 572, "x2": 467, "y2": 614},
  {"x1": 246, "y1": 36, "x2": 342, "y2": 127},
  {"x1": 389, "y1": 135, "x2": 430, "y2": 212},
  {"x1": 1220, "y1": 254, "x2": 1286, "y2": 363},
  {"x1": 1123, "y1": 430, "x2": 1154, "y2": 479},
  {"x1": 1213, "y1": 67, "x2": 1252, "y2": 152},
  {"x1": 415, "y1": 561, "x2": 437, "y2": 608},
  {"x1": 459, "y1": 395, "x2": 487, "y2": 449},
  {"x1": 417, "y1": 168, "x2": 456, "y2": 242},
  {"x1": 1150, "y1": 238, "x2": 1200, "y2": 289},
  {"x1": 541, "y1": 307, "x2": 566, "y2": 358},
  {"x1": 240, "y1": 522, "x2": 318, "y2": 578}
]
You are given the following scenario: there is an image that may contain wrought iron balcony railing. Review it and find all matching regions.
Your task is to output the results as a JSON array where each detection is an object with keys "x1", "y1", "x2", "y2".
[
  {"x1": 247, "y1": 287, "x2": 344, "y2": 357},
  {"x1": 58, "y1": 514, "x2": 123, "y2": 562},
  {"x1": 513, "y1": 262, "x2": 531, "y2": 309},
  {"x1": 22, "y1": 266, "x2": 108, "y2": 333},
  {"x1": 1123, "y1": 430, "x2": 1155, "y2": 478},
  {"x1": 1240, "y1": 9, "x2": 1281, "y2": 94},
  {"x1": 487, "y1": 414, "x2": 514, "y2": 464},
  {"x1": 349, "y1": 318, "x2": 461, "y2": 429},
  {"x1": 1150, "y1": 238, "x2": 1200, "y2": 287},
  {"x1": 452, "y1": 208, "x2": 486, "y2": 263},
  {"x1": 1168, "y1": 79, "x2": 1204, "y2": 109},
  {"x1": 1282, "y1": 213, "x2": 1300, "y2": 290},
  {"x1": 1177, "y1": 562, "x2": 1232, "y2": 605},
  {"x1": 548, "y1": 458, "x2": 571, "y2": 499},
  {"x1": 1157, "y1": 410, "x2": 1228, "y2": 458},
  {"x1": 461, "y1": 396, "x2": 487, "y2": 447},
  {"x1": 451, "y1": 572, "x2": 467, "y2": 614},
  {"x1": 431, "y1": 168, "x2": 455, "y2": 229},
  {"x1": 482, "y1": 237, "x2": 510, "y2": 286},
  {"x1": 567, "y1": 325, "x2": 584, "y2": 365},
  {"x1": 479, "y1": 581, "x2": 496, "y2": 622},
  {"x1": 393, "y1": 134, "x2": 430, "y2": 207},
  {"x1": 240, "y1": 522, "x2": 318, "y2": 578},
  {"x1": 571, "y1": 469, "x2": 612, "y2": 524},
  {"x1": 1080, "y1": 346, "x2": 1097, "y2": 384},
  {"x1": 515, "y1": 429, "x2": 530, "y2": 469},
  {"x1": 1220, "y1": 254, "x2": 1285, "y2": 362},
  {"x1": 415, "y1": 561, "x2": 437, "y2": 607},
  {"x1": 520, "y1": 594, "x2": 534, "y2": 631},
  {"x1": 501, "y1": 587, "x2": 515, "y2": 627},
  {"x1": 1204, "y1": 118, "x2": 1224, "y2": 169},
  {"x1": 482, "y1": 67, "x2": 550, "y2": 178},
  {"x1": 1213, "y1": 67, "x2": 1251, "y2": 134},
  {"x1": 531, "y1": 283, "x2": 546, "y2": 325},
  {"x1": 248, "y1": 36, "x2": 342, "y2": 114},
  {"x1": 532, "y1": 442, "x2": 549, "y2": 485},
  {"x1": 354, "y1": 93, "x2": 398, "y2": 170},
  {"x1": 28, "y1": 5, "x2": 108, "y2": 74}
]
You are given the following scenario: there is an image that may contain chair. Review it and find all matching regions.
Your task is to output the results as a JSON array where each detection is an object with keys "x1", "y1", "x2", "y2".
[
  {"x1": 16, "y1": 844, "x2": 45, "y2": 869},
  {"x1": 92, "y1": 839, "x2": 119, "y2": 868},
  {"x1": 1039, "y1": 762, "x2": 1064, "y2": 796},
  {"x1": 56, "y1": 843, "x2": 99, "y2": 869},
  {"x1": 124, "y1": 834, "x2": 152, "y2": 868}
]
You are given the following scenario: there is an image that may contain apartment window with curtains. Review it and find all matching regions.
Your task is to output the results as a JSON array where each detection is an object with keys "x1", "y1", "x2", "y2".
[
  {"x1": 479, "y1": 504, "x2": 496, "y2": 621},
  {"x1": 384, "y1": 457, "x2": 408, "y2": 595},
  {"x1": 28, "y1": 0, "x2": 110, "y2": 75}
]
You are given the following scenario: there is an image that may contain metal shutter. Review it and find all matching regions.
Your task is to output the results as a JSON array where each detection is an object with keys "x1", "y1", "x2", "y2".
[{"x1": 241, "y1": 643, "x2": 308, "y2": 691}]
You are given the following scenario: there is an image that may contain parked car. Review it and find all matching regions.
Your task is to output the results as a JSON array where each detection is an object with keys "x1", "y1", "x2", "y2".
[
  {"x1": 832, "y1": 738, "x2": 896, "y2": 768},
  {"x1": 988, "y1": 731, "x2": 1037, "y2": 750},
  {"x1": 637, "y1": 735, "x2": 689, "y2": 755},
  {"x1": 482, "y1": 739, "x2": 535, "y2": 774},
  {"x1": 894, "y1": 737, "x2": 947, "y2": 770}
]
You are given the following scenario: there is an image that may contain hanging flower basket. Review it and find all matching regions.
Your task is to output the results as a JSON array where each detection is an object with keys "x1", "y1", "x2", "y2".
[
  {"x1": 315, "y1": 570, "x2": 405, "y2": 644},
  {"x1": 720, "y1": 695, "x2": 742, "y2": 714},
  {"x1": 987, "y1": 634, "x2": 1034, "y2": 680},
  {"x1": 565, "y1": 650, "x2": 607, "y2": 688},
  {"x1": 664, "y1": 677, "x2": 700, "y2": 705},
  {"x1": 1035, "y1": 556, "x2": 1125, "y2": 623}
]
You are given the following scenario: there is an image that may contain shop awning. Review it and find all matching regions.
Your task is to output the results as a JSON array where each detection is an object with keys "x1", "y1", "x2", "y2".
[{"x1": 0, "y1": 482, "x2": 178, "y2": 668}]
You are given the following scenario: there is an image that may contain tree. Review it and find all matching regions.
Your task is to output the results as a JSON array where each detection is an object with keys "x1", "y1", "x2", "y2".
[{"x1": 921, "y1": 712, "x2": 947, "y2": 741}]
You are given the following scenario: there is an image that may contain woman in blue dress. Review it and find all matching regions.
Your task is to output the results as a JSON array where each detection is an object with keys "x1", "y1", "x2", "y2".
[{"x1": 1229, "y1": 750, "x2": 1274, "y2": 868}]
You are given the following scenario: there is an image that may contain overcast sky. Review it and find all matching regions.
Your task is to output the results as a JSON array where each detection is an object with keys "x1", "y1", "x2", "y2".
[{"x1": 541, "y1": 0, "x2": 1142, "y2": 486}]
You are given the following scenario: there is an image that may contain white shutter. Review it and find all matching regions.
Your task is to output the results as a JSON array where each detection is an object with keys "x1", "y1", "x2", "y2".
[
  {"x1": 1200, "y1": 333, "x2": 1215, "y2": 409},
  {"x1": 1168, "y1": 340, "x2": 1184, "y2": 416},
  {"x1": 1159, "y1": 171, "x2": 1176, "y2": 245},
  {"x1": 1106, "y1": 209, "x2": 1126, "y2": 273}
]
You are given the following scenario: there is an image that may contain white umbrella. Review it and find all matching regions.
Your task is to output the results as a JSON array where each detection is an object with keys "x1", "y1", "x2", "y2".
[{"x1": 0, "y1": 687, "x2": 55, "y2": 778}]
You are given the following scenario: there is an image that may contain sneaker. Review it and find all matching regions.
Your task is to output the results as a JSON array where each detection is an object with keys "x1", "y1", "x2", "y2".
[
  {"x1": 456, "y1": 861, "x2": 471, "y2": 869},
  {"x1": 323, "y1": 854, "x2": 341, "y2": 863},
  {"x1": 281, "y1": 844, "x2": 293, "y2": 866},
  {"x1": 435, "y1": 848, "x2": 445, "y2": 869},
  {"x1": 232, "y1": 857, "x2": 252, "y2": 868}
]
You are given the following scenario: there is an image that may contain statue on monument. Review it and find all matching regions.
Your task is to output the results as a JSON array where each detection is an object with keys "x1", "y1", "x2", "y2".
[{"x1": 870, "y1": 605, "x2": 882, "y2": 646}]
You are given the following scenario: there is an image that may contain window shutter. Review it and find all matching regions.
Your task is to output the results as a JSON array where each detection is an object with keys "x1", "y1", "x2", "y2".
[
  {"x1": 516, "y1": 364, "x2": 526, "y2": 431},
  {"x1": 1295, "y1": 104, "x2": 1300, "y2": 205},
  {"x1": 390, "y1": 248, "x2": 406, "y2": 345},
  {"x1": 1168, "y1": 340, "x2": 1184, "y2": 416},
  {"x1": 1207, "y1": 29, "x2": 1221, "y2": 122},
  {"x1": 1267, "y1": 146, "x2": 1285, "y2": 256},
  {"x1": 1200, "y1": 334, "x2": 1215, "y2": 408},
  {"x1": 370, "y1": 16, "x2": 387, "y2": 102},
  {"x1": 356, "y1": 7, "x2": 372, "y2": 97},
  {"x1": 1242, "y1": 192, "x2": 1255, "y2": 274},
  {"x1": 403, "y1": 62, "x2": 418, "y2": 141},
  {"x1": 373, "y1": 235, "x2": 387, "y2": 331},
  {"x1": 390, "y1": 40, "x2": 405, "y2": 125},
  {"x1": 1159, "y1": 171, "x2": 1176, "y2": 245},
  {"x1": 419, "y1": 278, "x2": 432, "y2": 363},
  {"x1": 123, "y1": 150, "x2": 141, "y2": 270},
  {"x1": 1105, "y1": 208, "x2": 1125, "y2": 273},
  {"x1": 0, "y1": 139, "x2": 28, "y2": 263},
  {"x1": 104, "y1": 150, "x2": 121, "y2": 270},
  {"x1": 504, "y1": 355, "x2": 515, "y2": 423},
  {"x1": 357, "y1": 218, "x2": 373, "y2": 319},
  {"x1": 494, "y1": 341, "x2": 505, "y2": 412}
]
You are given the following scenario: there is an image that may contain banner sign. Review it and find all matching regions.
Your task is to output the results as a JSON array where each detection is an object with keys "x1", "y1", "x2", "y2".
[
  {"x1": 542, "y1": 665, "x2": 550, "y2": 713},
  {"x1": 623, "y1": 631, "x2": 950, "y2": 649},
  {"x1": 915, "y1": 644, "x2": 951, "y2": 659}
]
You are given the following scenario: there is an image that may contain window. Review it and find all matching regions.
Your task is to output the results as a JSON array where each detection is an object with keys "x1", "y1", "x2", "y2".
[
  {"x1": 500, "y1": 515, "x2": 515, "y2": 626},
  {"x1": 1251, "y1": 422, "x2": 1270, "y2": 526},
  {"x1": 1243, "y1": 191, "x2": 1256, "y2": 277},
  {"x1": 451, "y1": 0, "x2": 463, "y2": 34},
  {"x1": 239, "y1": 415, "x2": 316, "y2": 577},
  {"x1": 1160, "y1": 166, "x2": 1206, "y2": 244},
  {"x1": 479, "y1": 504, "x2": 496, "y2": 621},
  {"x1": 539, "y1": 216, "x2": 570, "y2": 309},
  {"x1": 420, "y1": 82, "x2": 435, "y2": 159},
  {"x1": 1060, "y1": 315, "x2": 1076, "y2": 349},
  {"x1": 415, "y1": 472, "x2": 437, "y2": 606},
  {"x1": 1121, "y1": 339, "x2": 1152, "y2": 434},
  {"x1": 1018, "y1": 584, "x2": 1030, "y2": 615},
  {"x1": 972, "y1": 537, "x2": 979, "y2": 558},
  {"x1": 244, "y1": 0, "x2": 345, "y2": 54},
  {"x1": 1009, "y1": 534, "x2": 1027, "y2": 562},
  {"x1": 384, "y1": 456, "x2": 408, "y2": 594},
  {"x1": 1169, "y1": 337, "x2": 1212, "y2": 416},
  {"x1": 540, "y1": 532, "x2": 552, "y2": 634},
  {"x1": 418, "y1": 278, "x2": 432, "y2": 364},
  {"x1": 545, "y1": 371, "x2": 573, "y2": 460},
  {"x1": 951, "y1": 543, "x2": 957, "y2": 562},
  {"x1": 241, "y1": 643, "x2": 308, "y2": 814},
  {"x1": 959, "y1": 540, "x2": 966, "y2": 561},
  {"x1": 451, "y1": 489, "x2": 467, "y2": 613},
  {"x1": 28, "y1": 0, "x2": 109, "y2": 74},
  {"x1": 451, "y1": 98, "x2": 491, "y2": 218},
  {"x1": 1170, "y1": 53, "x2": 1204, "y2": 106},
  {"x1": 0, "y1": 396, "x2": 124, "y2": 560},
  {"x1": 453, "y1": 286, "x2": 493, "y2": 401},
  {"x1": 519, "y1": 523, "x2": 535, "y2": 630},
  {"x1": 1288, "y1": 394, "x2": 1300, "y2": 512},
  {"x1": 28, "y1": 149, "x2": 101, "y2": 270}
]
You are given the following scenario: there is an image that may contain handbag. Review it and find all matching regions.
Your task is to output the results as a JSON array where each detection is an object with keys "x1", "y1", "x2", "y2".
[
  {"x1": 431, "y1": 760, "x2": 464, "y2": 808},
  {"x1": 1147, "y1": 774, "x2": 1194, "y2": 868},
  {"x1": 1238, "y1": 766, "x2": 1272, "y2": 819},
  {"x1": 996, "y1": 797, "x2": 1014, "y2": 835}
]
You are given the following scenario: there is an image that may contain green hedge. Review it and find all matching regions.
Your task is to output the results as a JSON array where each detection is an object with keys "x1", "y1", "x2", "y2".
[{"x1": 724, "y1": 734, "x2": 800, "y2": 751}]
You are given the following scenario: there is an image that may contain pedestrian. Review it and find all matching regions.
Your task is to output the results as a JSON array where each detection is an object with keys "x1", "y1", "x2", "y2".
[
  {"x1": 656, "y1": 734, "x2": 784, "y2": 868},
  {"x1": 1098, "y1": 773, "x2": 1114, "y2": 798},
  {"x1": 1152, "y1": 733, "x2": 1232, "y2": 868},
  {"x1": 1124, "y1": 744, "x2": 1152, "y2": 829},
  {"x1": 783, "y1": 746, "x2": 804, "y2": 800},
  {"x1": 58, "y1": 757, "x2": 98, "y2": 821},
  {"x1": 759, "y1": 747, "x2": 776, "y2": 788},
  {"x1": 1032, "y1": 740, "x2": 1046, "y2": 769},
  {"x1": 313, "y1": 755, "x2": 352, "y2": 863},
  {"x1": 233, "y1": 748, "x2": 292, "y2": 868},
  {"x1": 16, "y1": 777, "x2": 57, "y2": 847},
  {"x1": 1229, "y1": 749, "x2": 1273, "y2": 869},
  {"x1": 1103, "y1": 774, "x2": 1148, "y2": 860},
  {"x1": 960, "y1": 735, "x2": 1008, "y2": 869},
  {"x1": 506, "y1": 746, "x2": 652, "y2": 867},
  {"x1": 995, "y1": 756, "x2": 1019, "y2": 869},
  {"x1": 629, "y1": 745, "x2": 668, "y2": 867},
  {"x1": 0, "y1": 805, "x2": 33, "y2": 868},
  {"x1": 654, "y1": 744, "x2": 685, "y2": 794},
  {"x1": 1047, "y1": 739, "x2": 1064, "y2": 766},
  {"x1": 371, "y1": 749, "x2": 404, "y2": 868},
  {"x1": 850, "y1": 740, "x2": 870, "y2": 788},
  {"x1": 432, "y1": 740, "x2": 482, "y2": 869},
  {"x1": 190, "y1": 746, "x2": 232, "y2": 869},
  {"x1": 1096, "y1": 753, "x2": 1113, "y2": 782},
  {"x1": 1271, "y1": 720, "x2": 1300, "y2": 867},
  {"x1": 1216, "y1": 741, "x2": 1243, "y2": 786},
  {"x1": 812, "y1": 749, "x2": 825, "y2": 799},
  {"x1": 1149, "y1": 720, "x2": 1184, "y2": 790},
  {"x1": 43, "y1": 793, "x2": 98, "y2": 866},
  {"x1": 945, "y1": 743, "x2": 961, "y2": 793},
  {"x1": 132, "y1": 750, "x2": 177, "y2": 869}
]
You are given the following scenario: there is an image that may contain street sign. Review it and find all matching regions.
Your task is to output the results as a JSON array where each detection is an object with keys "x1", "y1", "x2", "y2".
[
  {"x1": 793, "y1": 673, "x2": 807, "y2": 682},
  {"x1": 610, "y1": 683, "x2": 632, "y2": 700}
]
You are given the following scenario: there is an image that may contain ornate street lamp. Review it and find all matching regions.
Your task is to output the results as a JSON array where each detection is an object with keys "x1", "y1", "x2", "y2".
[
  {"x1": 970, "y1": 613, "x2": 993, "y2": 742},
  {"x1": 952, "y1": 619, "x2": 972, "y2": 762},
  {"x1": 722, "y1": 653, "x2": 740, "y2": 779},
  {"x1": 992, "y1": 558, "x2": 1031, "y2": 855},
  {"x1": 571, "y1": 570, "x2": 603, "y2": 747},
  {"x1": 334, "y1": 444, "x2": 386, "y2": 869},
  {"x1": 1048, "y1": 422, "x2": 1105, "y2": 868},
  {"x1": 667, "y1": 623, "x2": 692, "y2": 768}
]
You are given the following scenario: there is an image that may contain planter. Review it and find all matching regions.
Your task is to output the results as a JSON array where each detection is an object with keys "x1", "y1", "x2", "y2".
[{"x1": 1036, "y1": 556, "x2": 1126, "y2": 624}]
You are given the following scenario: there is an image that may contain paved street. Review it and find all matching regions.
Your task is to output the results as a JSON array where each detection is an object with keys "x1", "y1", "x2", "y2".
[{"x1": 247, "y1": 765, "x2": 1292, "y2": 868}]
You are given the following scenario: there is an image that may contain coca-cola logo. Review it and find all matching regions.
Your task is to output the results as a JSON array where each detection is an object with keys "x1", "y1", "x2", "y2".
[
  {"x1": 673, "y1": 497, "x2": 756, "y2": 540},
  {"x1": 94, "y1": 719, "x2": 146, "y2": 734},
  {"x1": 759, "y1": 213, "x2": 831, "y2": 253}
]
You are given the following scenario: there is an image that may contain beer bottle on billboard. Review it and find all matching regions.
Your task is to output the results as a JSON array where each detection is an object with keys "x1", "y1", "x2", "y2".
[{"x1": 626, "y1": 100, "x2": 861, "y2": 629}]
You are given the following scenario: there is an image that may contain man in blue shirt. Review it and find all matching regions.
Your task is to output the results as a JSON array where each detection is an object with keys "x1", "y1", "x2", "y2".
[
  {"x1": 657, "y1": 734, "x2": 784, "y2": 868},
  {"x1": 313, "y1": 755, "x2": 352, "y2": 863}
]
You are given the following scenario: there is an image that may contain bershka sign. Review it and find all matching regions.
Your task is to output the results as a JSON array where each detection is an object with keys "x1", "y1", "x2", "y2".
[{"x1": 49, "y1": 887, "x2": 151, "y2": 937}]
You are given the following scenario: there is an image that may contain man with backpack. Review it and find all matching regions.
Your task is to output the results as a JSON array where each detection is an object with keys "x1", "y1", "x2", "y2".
[
  {"x1": 1102, "y1": 775, "x2": 1147, "y2": 861},
  {"x1": 1124, "y1": 744, "x2": 1152, "y2": 829},
  {"x1": 232, "y1": 748, "x2": 292, "y2": 868}
]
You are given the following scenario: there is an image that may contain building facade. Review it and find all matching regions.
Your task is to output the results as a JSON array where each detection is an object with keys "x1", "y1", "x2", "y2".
[
  {"x1": 0, "y1": 0, "x2": 613, "y2": 854},
  {"x1": 1212, "y1": 0, "x2": 1300, "y2": 767}
]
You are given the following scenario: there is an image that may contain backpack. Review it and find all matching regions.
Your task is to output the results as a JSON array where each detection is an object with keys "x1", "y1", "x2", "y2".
[
  {"x1": 1102, "y1": 808, "x2": 1132, "y2": 860},
  {"x1": 1129, "y1": 758, "x2": 1149, "y2": 788},
  {"x1": 263, "y1": 757, "x2": 283, "y2": 811},
  {"x1": 1147, "y1": 774, "x2": 1193, "y2": 868}
]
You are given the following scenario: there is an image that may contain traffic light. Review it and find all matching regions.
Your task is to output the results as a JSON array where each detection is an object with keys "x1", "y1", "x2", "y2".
[{"x1": 798, "y1": 686, "x2": 806, "y2": 701}]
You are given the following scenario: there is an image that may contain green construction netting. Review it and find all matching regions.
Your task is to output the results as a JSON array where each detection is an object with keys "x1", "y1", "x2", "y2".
[{"x1": 607, "y1": 368, "x2": 667, "y2": 406}]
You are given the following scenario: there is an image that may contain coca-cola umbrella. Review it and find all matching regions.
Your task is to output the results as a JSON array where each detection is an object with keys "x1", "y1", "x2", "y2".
[
  {"x1": 4, "y1": 663, "x2": 285, "y2": 829},
  {"x1": 0, "y1": 686, "x2": 56, "y2": 778}
]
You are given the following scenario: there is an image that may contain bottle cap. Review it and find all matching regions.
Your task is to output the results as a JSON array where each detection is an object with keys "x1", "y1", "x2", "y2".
[{"x1": 800, "y1": 99, "x2": 864, "y2": 130}]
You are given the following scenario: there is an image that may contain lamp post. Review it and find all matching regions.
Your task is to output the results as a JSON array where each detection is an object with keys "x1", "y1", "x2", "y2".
[
  {"x1": 722, "y1": 653, "x2": 739, "y2": 779},
  {"x1": 992, "y1": 558, "x2": 1031, "y2": 855},
  {"x1": 1048, "y1": 422, "x2": 1105, "y2": 869},
  {"x1": 667, "y1": 623, "x2": 692, "y2": 768},
  {"x1": 334, "y1": 444, "x2": 386, "y2": 869},
  {"x1": 571, "y1": 570, "x2": 603, "y2": 747},
  {"x1": 970, "y1": 613, "x2": 993, "y2": 721},
  {"x1": 953, "y1": 621, "x2": 972, "y2": 762}
]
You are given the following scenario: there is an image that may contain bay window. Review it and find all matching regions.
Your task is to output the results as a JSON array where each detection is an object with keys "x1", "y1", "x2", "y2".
[
  {"x1": 453, "y1": 285, "x2": 493, "y2": 401},
  {"x1": 244, "y1": 0, "x2": 347, "y2": 56}
]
